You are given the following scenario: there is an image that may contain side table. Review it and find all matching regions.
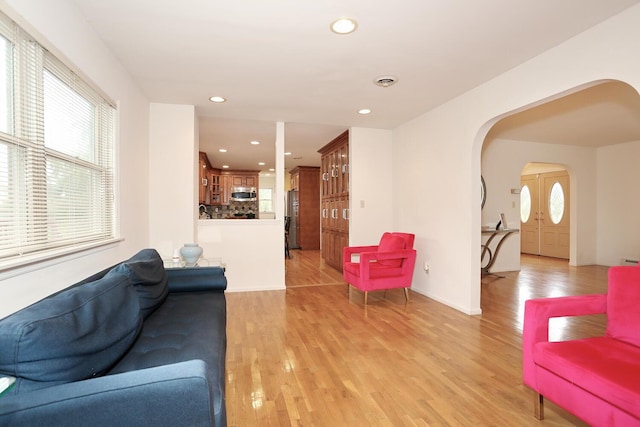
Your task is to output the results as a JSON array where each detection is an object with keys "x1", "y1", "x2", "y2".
[{"x1": 481, "y1": 228, "x2": 519, "y2": 277}]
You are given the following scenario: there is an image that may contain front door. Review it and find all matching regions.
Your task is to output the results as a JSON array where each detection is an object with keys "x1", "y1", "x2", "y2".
[
  {"x1": 520, "y1": 171, "x2": 570, "y2": 259},
  {"x1": 540, "y1": 171, "x2": 570, "y2": 259},
  {"x1": 520, "y1": 174, "x2": 539, "y2": 255}
]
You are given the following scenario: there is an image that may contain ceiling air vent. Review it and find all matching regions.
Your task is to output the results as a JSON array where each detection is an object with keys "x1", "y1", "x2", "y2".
[{"x1": 374, "y1": 75, "x2": 398, "y2": 88}]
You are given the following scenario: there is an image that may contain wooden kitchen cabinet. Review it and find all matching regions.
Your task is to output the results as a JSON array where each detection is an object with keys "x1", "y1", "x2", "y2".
[
  {"x1": 209, "y1": 172, "x2": 222, "y2": 205},
  {"x1": 318, "y1": 130, "x2": 349, "y2": 271},
  {"x1": 220, "y1": 175, "x2": 230, "y2": 205},
  {"x1": 221, "y1": 170, "x2": 259, "y2": 204},
  {"x1": 290, "y1": 172, "x2": 299, "y2": 191},
  {"x1": 199, "y1": 153, "x2": 257, "y2": 206},
  {"x1": 230, "y1": 173, "x2": 258, "y2": 187},
  {"x1": 289, "y1": 166, "x2": 320, "y2": 250},
  {"x1": 199, "y1": 152, "x2": 213, "y2": 205}
]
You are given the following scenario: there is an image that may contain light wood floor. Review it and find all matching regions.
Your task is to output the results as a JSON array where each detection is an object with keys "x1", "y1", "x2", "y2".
[{"x1": 225, "y1": 251, "x2": 608, "y2": 426}]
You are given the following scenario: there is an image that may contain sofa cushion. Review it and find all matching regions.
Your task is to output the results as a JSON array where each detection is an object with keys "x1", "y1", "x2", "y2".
[
  {"x1": 0, "y1": 270, "x2": 142, "y2": 394},
  {"x1": 377, "y1": 233, "x2": 407, "y2": 267},
  {"x1": 108, "y1": 291, "x2": 227, "y2": 425},
  {"x1": 112, "y1": 248, "x2": 168, "y2": 318},
  {"x1": 533, "y1": 336, "x2": 640, "y2": 418},
  {"x1": 606, "y1": 266, "x2": 640, "y2": 347}
]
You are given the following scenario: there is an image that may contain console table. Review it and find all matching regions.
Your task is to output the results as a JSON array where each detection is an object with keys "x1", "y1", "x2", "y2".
[{"x1": 481, "y1": 228, "x2": 519, "y2": 277}]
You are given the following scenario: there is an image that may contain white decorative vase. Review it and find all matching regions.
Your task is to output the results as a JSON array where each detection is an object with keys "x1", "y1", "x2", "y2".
[{"x1": 180, "y1": 243, "x2": 203, "y2": 266}]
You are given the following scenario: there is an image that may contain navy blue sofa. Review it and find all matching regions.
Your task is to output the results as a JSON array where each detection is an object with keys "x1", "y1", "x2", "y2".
[{"x1": 0, "y1": 249, "x2": 227, "y2": 427}]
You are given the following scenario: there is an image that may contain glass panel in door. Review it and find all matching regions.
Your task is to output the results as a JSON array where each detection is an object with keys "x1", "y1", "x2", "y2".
[{"x1": 520, "y1": 174, "x2": 540, "y2": 255}]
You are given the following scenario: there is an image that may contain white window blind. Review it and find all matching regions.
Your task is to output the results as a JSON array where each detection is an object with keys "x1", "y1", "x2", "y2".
[{"x1": 0, "y1": 11, "x2": 116, "y2": 268}]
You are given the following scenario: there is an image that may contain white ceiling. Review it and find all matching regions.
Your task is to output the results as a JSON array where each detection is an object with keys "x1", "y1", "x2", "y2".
[
  {"x1": 70, "y1": 0, "x2": 640, "y2": 171},
  {"x1": 487, "y1": 81, "x2": 640, "y2": 147}
]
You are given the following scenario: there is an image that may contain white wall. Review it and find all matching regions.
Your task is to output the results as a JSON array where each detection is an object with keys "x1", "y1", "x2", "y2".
[
  {"x1": 197, "y1": 220, "x2": 285, "y2": 291},
  {"x1": 480, "y1": 140, "x2": 523, "y2": 273},
  {"x1": 148, "y1": 103, "x2": 198, "y2": 258},
  {"x1": 481, "y1": 138, "x2": 598, "y2": 271},
  {"x1": 597, "y1": 140, "x2": 640, "y2": 265},
  {"x1": 349, "y1": 127, "x2": 395, "y2": 246},
  {"x1": 392, "y1": 4, "x2": 640, "y2": 314},
  {"x1": 0, "y1": 0, "x2": 151, "y2": 318}
]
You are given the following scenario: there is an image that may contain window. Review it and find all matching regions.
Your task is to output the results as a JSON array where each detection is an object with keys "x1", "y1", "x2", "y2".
[
  {"x1": 0, "y1": 11, "x2": 116, "y2": 268},
  {"x1": 259, "y1": 187, "x2": 273, "y2": 213}
]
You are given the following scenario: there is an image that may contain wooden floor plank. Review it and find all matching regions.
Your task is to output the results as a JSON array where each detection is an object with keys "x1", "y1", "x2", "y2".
[{"x1": 226, "y1": 252, "x2": 605, "y2": 426}]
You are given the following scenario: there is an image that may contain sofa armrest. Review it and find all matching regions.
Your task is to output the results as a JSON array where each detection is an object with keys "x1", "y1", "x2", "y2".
[
  {"x1": 167, "y1": 266, "x2": 227, "y2": 292},
  {"x1": 343, "y1": 245, "x2": 379, "y2": 265},
  {"x1": 522, "y1": 294, "x2": 607, "y2": 388},
  {"x1": 359, "y1": 249, "x2": 415, "y2": 263},
  {"x1": 0, "y1": 360, "x2": 213, "y2": 427},
  {"x1": 359, "y1": 249, "x2": 417, "y2": 278}
]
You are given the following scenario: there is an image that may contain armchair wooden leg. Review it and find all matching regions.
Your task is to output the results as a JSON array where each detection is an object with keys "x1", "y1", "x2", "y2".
[
  {"x1": 534, "y1": 391, "x2": 544, "y2": 420},
  {"x1": 364, "y1": 291, "x2": 368, "y2": 305},
  {"x1": 403, "y1": 288, "x2": 410, "y2": 302}
]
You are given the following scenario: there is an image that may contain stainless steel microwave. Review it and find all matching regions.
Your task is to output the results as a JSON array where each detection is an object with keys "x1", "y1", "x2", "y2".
[{"x1": 230, "y1": 187, "x2": 257, "y2": 202}]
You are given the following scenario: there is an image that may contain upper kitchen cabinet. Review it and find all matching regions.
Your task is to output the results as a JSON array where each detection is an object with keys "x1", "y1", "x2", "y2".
[
  {"x1": 199, "y1": 152, "x2": 225, "y2": 205},
  {"x1": 209, "y1": 172, "x2": 222, "y2": 205},
  {"x1": 290, "y1": 171, "x2": 299, "y2": 191},
  {"x1": 320, "y1": 130, "x2": 349, "y2": 197},
  {"x1": 229, "y1": 172, "x2": 258, "y2": 188}
]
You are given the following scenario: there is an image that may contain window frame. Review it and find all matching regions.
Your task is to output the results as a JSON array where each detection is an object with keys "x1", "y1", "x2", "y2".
[{"x1": 0, "y1": 11, "x2": 118, "y2": 270}]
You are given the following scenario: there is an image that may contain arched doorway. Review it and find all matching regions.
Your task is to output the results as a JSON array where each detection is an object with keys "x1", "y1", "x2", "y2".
[{"x1": 481, "y1": 79, "x2": 640, "y2": 274}]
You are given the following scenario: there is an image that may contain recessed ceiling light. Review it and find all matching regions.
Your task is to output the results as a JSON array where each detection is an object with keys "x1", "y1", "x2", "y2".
[
  {"x1": 284, "y1": 152, "x2": 292, "y2": 156},
  {"x1": 222, "y1": 165, "x2": 229, "y2": 169},
  {"x1": 209, "y1": 96, "x2": 226, "y2": 103},
  {"x1": 330, "y1": 18, "x2": 357, "y2": 35},
  {"x1": 250, "y1": 140, "x2": 260, "y2": 145},
  {"x1": 258, "y1": 162, "x2": 265, "y2": 166},
  {"x1": 219, "y1": 148, "x2": 227, "y2": 153},
  {"x1": 269, "y1": 168, "x2": 275, "y2": 172},
  {"x1": 358, "y1": 108, "x2": 372, "y2": 115},
  {"x1": 374, "y1": 75, "x2": 398, "y2": 88}
]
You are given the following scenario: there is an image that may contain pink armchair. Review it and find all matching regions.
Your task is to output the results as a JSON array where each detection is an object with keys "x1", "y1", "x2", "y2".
[
  {"x1": 522, "y1": 265, "x2": 640, "y2": 426},
  {"x1": 342, "y1": 232, "x2": 417, "y2": 305}
]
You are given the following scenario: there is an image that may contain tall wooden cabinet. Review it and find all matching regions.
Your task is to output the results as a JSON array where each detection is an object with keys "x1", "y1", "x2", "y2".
[
  {"x1": 289, "y1": 166, "x2": 320, "y2": 250},
  {"x1": 318, "y1": 130, "x2": 349, "y2": 271}
]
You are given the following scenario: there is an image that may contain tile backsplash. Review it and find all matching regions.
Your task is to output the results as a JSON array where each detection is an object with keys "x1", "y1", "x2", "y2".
[{"x1": 201, "y1": 201, "x2": 258, "y2": 219}]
